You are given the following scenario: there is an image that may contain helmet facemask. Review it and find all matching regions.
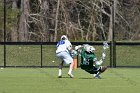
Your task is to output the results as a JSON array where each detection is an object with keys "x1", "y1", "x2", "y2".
[{"x1": 85, "y1": 45, "x2": 95, "y2": 53}]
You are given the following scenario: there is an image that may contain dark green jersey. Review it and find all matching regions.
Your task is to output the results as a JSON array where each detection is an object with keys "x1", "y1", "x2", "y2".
[{"x1": 80, "y1": 49, "x2": 96, "y2": 70}]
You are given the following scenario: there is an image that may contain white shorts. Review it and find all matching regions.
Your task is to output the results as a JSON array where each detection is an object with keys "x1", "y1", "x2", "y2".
[{"x1": 56, "y1": 51, "x2": 73, "y2": 64}]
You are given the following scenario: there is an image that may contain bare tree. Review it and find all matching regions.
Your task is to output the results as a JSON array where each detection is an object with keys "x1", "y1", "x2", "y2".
[
  {"x1": 11, "y1": 0, "x2": 18, "y2": 41},
  {"x1": 54, "y1": 0, "x2": 60, "y2": 42},
  {"x1": 3, "y1": 0, "x2": 140, "y2": 42},
  {"x1": 18, "y1": 0, "x2": 29, "y2": 41}
]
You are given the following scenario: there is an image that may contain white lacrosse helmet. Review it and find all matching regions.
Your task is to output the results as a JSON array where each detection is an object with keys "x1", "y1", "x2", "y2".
[
  {"x1": 90, "y1": 46, "x2": 95, "y2": 51},
  {"x1": 85, "y1": 45, "x2": 95, "y2": 53},
  {"x1": 83, "y1": 44, "x2": 90, "y2": 49},
  {"x1": 61, "y1": 35, "x2": 68, "y2": 40}
]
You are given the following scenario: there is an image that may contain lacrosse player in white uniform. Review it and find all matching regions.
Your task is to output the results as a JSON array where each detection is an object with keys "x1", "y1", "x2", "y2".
[{"x1": 56, "y1": 35, "x2": 74, "y2": 78}]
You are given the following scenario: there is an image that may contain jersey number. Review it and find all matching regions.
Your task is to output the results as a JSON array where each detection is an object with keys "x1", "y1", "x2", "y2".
[
  {"x1": 57, "y1": 40, "x2": 65, "y2": 47},
  {"x1": 83, "y1": 58, "x2": 89, "y2": 65}
]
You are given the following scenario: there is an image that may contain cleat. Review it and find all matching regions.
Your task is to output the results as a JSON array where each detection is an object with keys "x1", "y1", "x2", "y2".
[
  {"x1": 58, "y1": 76, "x2": 62, "y2": 78},
  {"x1": 93, "y1": 74, "x2": 102, "y2": 79},
  {"x1": 68, "y1": 73, "x2": 74, "y2": 78},
  {"x1": 94, "y1": 75, "x2": 102, "y2": 79}
]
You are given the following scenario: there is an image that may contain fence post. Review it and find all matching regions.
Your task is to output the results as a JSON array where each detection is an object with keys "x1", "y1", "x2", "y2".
[
  {"x1": 4, "y1": 0, "x2": 6, "y2": 68},
  {"x1": 4, "y1": 45, "x2": 6, "y2": 68},
  {"x1": 110, "y1": 41, "x2": 113, "y2": 67},
  {"x1": 112, "y1": 0, "x2": 116, "y2": 68},
  {"x1": 113, "y1": 41, "x2": 116, "y2": 67},
  {"x1": 41, "y1": 44, "x2": 43, "y2": 68}
]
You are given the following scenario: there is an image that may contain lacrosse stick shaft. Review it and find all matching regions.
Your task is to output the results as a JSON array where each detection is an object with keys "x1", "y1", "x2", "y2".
[{"x1": 101, "y1": 42, "x2": 109, "y2": 60}]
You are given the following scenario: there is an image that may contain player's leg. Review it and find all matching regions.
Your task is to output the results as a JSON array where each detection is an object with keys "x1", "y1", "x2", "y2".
[
  {"x1": 83, "y1": 66, "x2": 106, "y2": 79},
  {"x1": 63, "y1": 52, "x2": 74, "y2": 78},
  {"x1": 94, "y1": 66, "x2": 107, "y2": 79},
  {"x1": 83, "y1": 69, "x2": 102, "y2": 79},
  {"x1": 93, "y1": 72, "x2": 102, "y2": 79},
  {"x1": 56, "y1": 52, "x2": 64, "y2": 78},
  {"x1": 84, "y1": 67, "x2": 98, "y2": 74},
  {"x1": 58, "y1": 61, "x2": 64, "y2": 78},
  {"x1": 68, "y1": 62, "x2": 74, "y2": 78}
]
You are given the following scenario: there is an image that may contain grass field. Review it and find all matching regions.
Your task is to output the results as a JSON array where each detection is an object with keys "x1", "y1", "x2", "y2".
[{"x1": 0, "y1": 68, "x2": 139, "y2": 93}]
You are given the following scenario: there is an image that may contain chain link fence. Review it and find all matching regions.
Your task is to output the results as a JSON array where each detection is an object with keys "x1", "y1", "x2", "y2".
[{"x1": 0, "y1": 42, "x2": 139, "y2": 68}]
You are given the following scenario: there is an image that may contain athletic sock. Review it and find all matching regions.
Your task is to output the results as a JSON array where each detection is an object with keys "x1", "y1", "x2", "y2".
[
  {"x1": 68, "y1": 68, "x2": 72, "y2": 74},
  {"x1": 58, "y1": 69, "x2": 62, "y2": 76}
]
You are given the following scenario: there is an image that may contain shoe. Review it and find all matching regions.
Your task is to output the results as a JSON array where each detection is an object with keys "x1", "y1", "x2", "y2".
[
  {"x1": 94, "y1": 75, "x2": 102, "y2": 79},
  {"x1": 58, "y1": 75, "x2": 62, "y2": 78},
  {"x1": 93, "y1": 74, "x2": 102, "y2": 79},
  {"x1": 68, "y1": 73, "x2": 74, "y2": 78}
]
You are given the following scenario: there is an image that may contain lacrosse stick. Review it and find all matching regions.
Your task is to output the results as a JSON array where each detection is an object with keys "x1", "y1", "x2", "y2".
[
  {"x1": 101, "y1": 41, "x2": 109, "y2": 60},
  {"x1": 95, "y1": 41, "x2": 109, "y2": 66},
  {"x1": 103, "y1": 41, "x2": 109, "y2": 51}
]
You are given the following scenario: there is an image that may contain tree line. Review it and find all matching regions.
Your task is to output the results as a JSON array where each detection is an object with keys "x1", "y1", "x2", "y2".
[{"x1": 0, "y1": 0, "x2": 140, "y2": 42}]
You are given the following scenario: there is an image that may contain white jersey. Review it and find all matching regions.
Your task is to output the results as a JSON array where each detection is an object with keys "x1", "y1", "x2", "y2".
[{"x1": 56, "y1": 40, "x2": 72, "y2": 54}]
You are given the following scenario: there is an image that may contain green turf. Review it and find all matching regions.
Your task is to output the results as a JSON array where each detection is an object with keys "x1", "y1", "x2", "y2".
[{"x1": 0, "y1": 68, "x2": 139, "y2": 93}]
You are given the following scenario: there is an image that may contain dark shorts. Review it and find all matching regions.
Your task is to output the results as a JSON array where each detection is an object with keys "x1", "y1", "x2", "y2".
[{"x1": 81, "y1": 66, "x2": 100, "y2": 74}]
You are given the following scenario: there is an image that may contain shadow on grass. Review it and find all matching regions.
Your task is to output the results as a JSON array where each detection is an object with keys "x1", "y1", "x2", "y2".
[
  {"x1": 78, "y1": 77, "x2": 93, "y2": 79},
  {"x1": 58, "y1": 77, "x2": 94, "y2": 79},
  {"x1": 58, "y1": 76, "x2": 73, "y2": 79},
  {"x1": 78, "y1": 77, "x2": 104, "y2": 79}
]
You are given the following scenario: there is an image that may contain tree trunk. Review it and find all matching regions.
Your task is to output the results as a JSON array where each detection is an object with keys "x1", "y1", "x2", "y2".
[
  {"x1": 92, "y1": 16, "x2": 97, "y2": 41},
  {"x1": 18, "y1": 0, "x2": 29, "y2": 41},
  {"x1": 108, "y1": 11, "x2": 112, "y2": 41},
  {"x1": 54, "y1": 0, "x2": 60, "y2": 42},
  {"x1": 40, "y1": 0, "x2": 50, "y2": 42},
  {"x1": 108, "y1": 1, "x2": 113, "y2": 41},
  {"x1": 108, "y1": 0, "x2": 116, "y2": 41},
  {"x1": 11, "y1": 1, "x2": 18, "y2": 41}
]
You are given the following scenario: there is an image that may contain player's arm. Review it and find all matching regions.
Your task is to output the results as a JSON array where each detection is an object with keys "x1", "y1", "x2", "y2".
[
  {"x1": 65, "y1": 40, "x2": 73, "y2": 51},
  {"x1": 74, "y1": 45, "x2": 83, "y2": 55},
  {"x1": 94, "y1": 48, "x2": 106, "y2": 66},
  {"x1": 68, "y1": 45, "x2": 73, "y2": 51},
  {"x1": 65, "y1": 41, "x2": 77, "y2": 57},
  {"x1": 95, "y1": 59, "x2": 103, "y2": 66},
  {"x1": 93, "y1": 55, "x2": 104, "y2": 67}
]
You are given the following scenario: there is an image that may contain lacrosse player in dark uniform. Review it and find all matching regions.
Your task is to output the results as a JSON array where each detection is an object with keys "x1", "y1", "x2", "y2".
[{"x1": 75, "y1": 44, "x2": 108, "y2": 79}]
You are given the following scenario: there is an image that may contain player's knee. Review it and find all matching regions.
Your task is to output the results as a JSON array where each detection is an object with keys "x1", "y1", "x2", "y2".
[{"x1": 99, "y1": 66, "x2": 107, "y2": 73}]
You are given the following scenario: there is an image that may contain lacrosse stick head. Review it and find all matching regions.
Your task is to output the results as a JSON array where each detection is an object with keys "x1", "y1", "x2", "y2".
[{"x1": 103, "y1": 41, "x2": 109, "y2": 50}]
